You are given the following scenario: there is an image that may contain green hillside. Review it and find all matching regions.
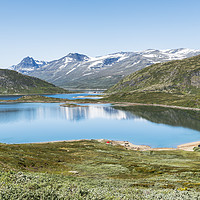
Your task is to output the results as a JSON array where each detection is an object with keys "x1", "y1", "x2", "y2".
[
  {"x1": 106, "y1": 55, "x2": 200, "y2": 108},
  {"x1": 0, "y1": 69, "x2": 68, "y2": 95}
]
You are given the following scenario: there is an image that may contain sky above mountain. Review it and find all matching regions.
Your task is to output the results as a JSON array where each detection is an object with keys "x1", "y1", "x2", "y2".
[{"x1": 0, "y1": 0, "x2": 200, "y2": 67}]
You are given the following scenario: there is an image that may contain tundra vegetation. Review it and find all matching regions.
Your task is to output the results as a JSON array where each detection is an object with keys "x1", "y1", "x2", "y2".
[
  {"x1": 0, "y1": 69, "x2": 69, "y2": 95},
  {"x1": 0, "y1": 140, "x2": 200, "y2": 199},
  {"x1": 106, "y1": 55, "x2": 200, "y2": 109}
]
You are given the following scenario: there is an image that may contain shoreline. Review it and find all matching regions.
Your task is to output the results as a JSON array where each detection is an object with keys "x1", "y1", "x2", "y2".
[
  {"x1": 113, "y1": 102, "x2": 200, "y2": 111},
  {"x1": 0, "y1": 92, "x2": 76, "y2": 96},
  {"x1": 0, "y1": 92, "x2": 200, "y2": 111},
  {"x1": 1, "y1": 99, "x2": 200, "y2": 111},
  {"x1": 8, "y1": 139, "x2": 200, "y2": 152}
]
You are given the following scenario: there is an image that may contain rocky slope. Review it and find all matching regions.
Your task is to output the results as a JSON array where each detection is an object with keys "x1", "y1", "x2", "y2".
[
  {"x1": 107, "y1": 55, "x2": 200, "y2": 94},
  {"x1": 9, "y1": 48, "x2": 200, "y2": 89},
  {"x1": 106, "y1": 55, "x2": 200, "y2": 108},
  {"x1": 0, "y1": 69, "x2": 68, "y2": 95}
]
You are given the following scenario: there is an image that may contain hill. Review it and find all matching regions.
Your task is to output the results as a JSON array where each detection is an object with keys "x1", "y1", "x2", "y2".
[
  {"x1": 0, "y1": 69, "x2": 68, "y2": 95},
  {"x1": 9, "y1": 48, "x2": 200, "y2": 89},
  {"x1": 0, "y1": 140, "x2": 200, "y2": 199},
  {"x1": 106, "y1": 55, "x2": 200, "y2": 108}
]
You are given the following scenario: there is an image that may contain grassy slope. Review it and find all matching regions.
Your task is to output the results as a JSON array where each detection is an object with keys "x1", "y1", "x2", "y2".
[
  {"x1": 0, "y1": 140, "x2": 200, "y2": 199},
  {"x1": 0, "y1": 69, "x2": 69, "y2": 95},
  {"x1": 105, "y1": 91, "x2": 200, "y2": 108},
  {"x1": 106, "y1": 55, "x2": 200, "y2": 108}
]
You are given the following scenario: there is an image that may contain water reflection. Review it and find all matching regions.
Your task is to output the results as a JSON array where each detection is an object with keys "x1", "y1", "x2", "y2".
[
  {"x1": 0, "y1": 103, "x2": 136, "y2": 123},
  {"x1": 1, "y1": 103, "x2": 200, "y2": 132},
  {"x1": 115, "y1": 106, "x2": 200, "y2": 132},
  {"x1": 61, "y1": 105, "x2": 136, "y2": 121}
]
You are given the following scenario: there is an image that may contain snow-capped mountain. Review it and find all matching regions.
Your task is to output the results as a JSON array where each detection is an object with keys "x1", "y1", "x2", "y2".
[
  {"x1": 9, "y1": 56, "x2": 47, "y2": 74},
  {"x1": 9, "y1": 48, "x2": 200, "y2": 89}
]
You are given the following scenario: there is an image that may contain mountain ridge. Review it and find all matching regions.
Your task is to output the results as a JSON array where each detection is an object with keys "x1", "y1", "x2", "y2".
[{"x1": 8, "y1": 48, "x2": 200, "y2": 89}]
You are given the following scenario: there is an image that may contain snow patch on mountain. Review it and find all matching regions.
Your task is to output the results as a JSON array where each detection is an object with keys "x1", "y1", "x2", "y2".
[
  {"x1": 88, "y1": 60, "x2": 103, "y2": 68},
  {"x1": 82, "y1": 72, "x2": 93, "y2": 76},
  {"x1": 87, "y1": 52, "x2": 132, "y2": 69},
  {"x1": 58, "y1": 65, "x2": 66, "y2": 71},
  {"x1": 65, "y1": 57, "x2": 73, "y2": 64},
  {"x1": 66, "y1": 68, "x2": 76, "y2": 75}
]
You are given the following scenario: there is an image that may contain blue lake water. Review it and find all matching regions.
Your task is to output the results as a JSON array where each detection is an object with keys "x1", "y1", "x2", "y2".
[
  {"x1": 0, "y1": 93, "x2": 200, "y2": 148},
  {"x1": 45, "y1": 93, "x2": 103, "y2": 99},
  {"x1": 0, "y1": 95, "x2": 23, "y2": 100},
  {"x1": 0, "y1": 92, "x2": 102, "y2": 100}
]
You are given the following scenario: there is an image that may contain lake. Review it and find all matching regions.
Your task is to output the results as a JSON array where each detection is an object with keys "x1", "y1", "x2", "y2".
[{"x1": 0, "y1": 93, "x2": 200, "y2": 148}]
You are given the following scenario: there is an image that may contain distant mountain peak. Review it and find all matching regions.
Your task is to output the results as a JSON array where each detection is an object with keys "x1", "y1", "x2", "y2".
[
  {"x1": 24, "y1": 56, "x2": 33, "y2": 59},
  {"x1": 145, "y1": 49, "x2": 156, "y2": 51},
  {"x1": 9, "y1": 56, "x2": 47, "y2": 74},
  {"x1": 20, "y1": 56, "x2": 37, "y2": 66},
  {"x1": 65, "y1": 53, "x2": 90, "y2": 62}
]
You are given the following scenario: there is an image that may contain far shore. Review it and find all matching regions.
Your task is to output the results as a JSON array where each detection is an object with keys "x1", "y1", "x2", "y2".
[
  {"x1": 14, "y1": 139, "x2": 200, "y2": 152},
  {"x1": 0, "y1": 90, "x2": 104, "y2": 96},
  {"x1": 0, "y1": 92, "x2": 76, "y2": 97},
  {"x1": 0, "y1": 94, "x2": 200, "y2": 111},
  {"x1": 113, "y1": 102, "x2": 200, "y2": 111}
]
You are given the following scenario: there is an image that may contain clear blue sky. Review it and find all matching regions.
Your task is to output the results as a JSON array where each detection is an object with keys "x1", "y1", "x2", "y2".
[{"x1": 0, "y1": 0, "x2": 200, "y2": 67}]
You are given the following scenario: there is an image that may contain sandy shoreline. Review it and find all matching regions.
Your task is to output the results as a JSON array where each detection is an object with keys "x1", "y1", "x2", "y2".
[
  {"x1": 97, "y1": 139, "x2": 200, "y2": 151},
  {"x1": 23, "y1": 139, "x2": 200, "y2": 152}
]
